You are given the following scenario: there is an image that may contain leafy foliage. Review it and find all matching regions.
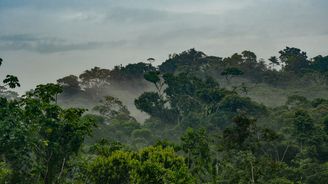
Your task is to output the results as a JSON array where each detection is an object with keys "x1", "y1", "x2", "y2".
[
  {"x1": 0, "y1": 83, "x2": 95, "y2": 183},
  {"x1": 87, "y1": 146, "x2": 194, "y2": 184}
]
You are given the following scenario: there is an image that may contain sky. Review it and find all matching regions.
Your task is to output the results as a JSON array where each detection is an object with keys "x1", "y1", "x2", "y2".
[{"x1": 0, "y1": 0, "x2": 328, "y2": 93}]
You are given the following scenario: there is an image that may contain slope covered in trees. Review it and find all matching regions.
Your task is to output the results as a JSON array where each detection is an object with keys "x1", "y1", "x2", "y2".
[{"x1": 1, "y1": 47, "x2": 328, "y2": 183}]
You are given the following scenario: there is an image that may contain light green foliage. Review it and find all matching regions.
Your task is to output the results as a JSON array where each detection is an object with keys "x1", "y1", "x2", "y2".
[
  {"x1": 89, "y1": 151, "x2": 131, "y2": 184},
  {"x1": 88, "y1": 146, "x2": 194, "y2": 184},
  {"x1": 0, "y1": 162, "x2": 12, "y2": 184}
]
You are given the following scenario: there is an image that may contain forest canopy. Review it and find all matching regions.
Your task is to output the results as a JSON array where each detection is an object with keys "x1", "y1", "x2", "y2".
[{"x1": 1, "y1": 47, "x2": 328, "y2": 183}]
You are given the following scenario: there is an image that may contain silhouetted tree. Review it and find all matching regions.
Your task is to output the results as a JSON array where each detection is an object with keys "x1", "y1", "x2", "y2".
[{"x1": 279, "y1": 47, "x2": 309, "y2": 73}]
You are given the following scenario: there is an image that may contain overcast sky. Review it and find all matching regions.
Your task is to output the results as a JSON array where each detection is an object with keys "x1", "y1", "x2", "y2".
[{"x1": 0, "y1": 0, "x2": 328, "y2": 93}]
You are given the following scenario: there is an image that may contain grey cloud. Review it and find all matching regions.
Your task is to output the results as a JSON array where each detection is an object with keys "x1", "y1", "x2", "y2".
[
  {"x1": 105, "y1": 7, "x2": 171, "y2": 23},
  {"x1": 0, "y1": 34, "x2": 127, "y2": 53}
]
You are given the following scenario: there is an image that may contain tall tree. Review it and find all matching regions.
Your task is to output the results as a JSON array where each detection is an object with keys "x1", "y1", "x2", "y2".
[
  {"x1": 57, "y1": 75, "x2": 81, "y2": 95},
  {"x1": 268, "y1": 56, "x2": 280, "y2": 70},
  {"x1": 279, "y1": 47, "x2": 309, "y2": 73},
  {"x1": 79, "y1": 67, "x2": 111, "y2": 98}
]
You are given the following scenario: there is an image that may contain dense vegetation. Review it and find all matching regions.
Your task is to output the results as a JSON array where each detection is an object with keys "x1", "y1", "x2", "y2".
[{"x1": 1, "y1": 47, "x2": 328, "y2": 183}]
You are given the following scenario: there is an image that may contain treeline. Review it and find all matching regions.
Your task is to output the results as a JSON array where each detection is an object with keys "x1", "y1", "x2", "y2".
[
  {"x1": 42, "y1": 47, "x2": 328, "y2": 100},
  {"x1": 0, "y1": 47, "x2": 328, "y2": 183}
]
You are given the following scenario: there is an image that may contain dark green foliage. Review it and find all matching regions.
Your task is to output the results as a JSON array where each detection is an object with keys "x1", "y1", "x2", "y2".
[
  {"x1": 32, "y1": 83, "x2": 63, "y2": 102},
  {"x1": 0, "y1": 59, "x2": 20, "y2": 89},
  {"x1": 0, "y1": 83, "x2": 95, "y2": 183},
  {"x1": 110, "y1": 62, "x2": 156, "y2": 82},
  {"x1": 268, "y1": 56, "x2": 280, "y2": 69},
  {"x1": 89, "y1": 139, "x2": 124, "y2": 157},
  {"x1": 79, "y1": 67, "x2": 111, "y2": 87},
  {"x1": 159, "y1": 48, "x2": 206, "y2": 73},
  {"x1": 221, "y1": 67, "x2": 244, "y2": 77},
  {"x1": 3, "y1": 75, "x2": 20, "y2": 88},
  {"x1": 181, "y1": 128, "x2": 211, "y2": 182},
  {"x1": 221, "y1": 67, "x2": 244, "y2": 83},
  {"x1": 144, "y1": 71, "x2": 161, "y2": 84},
  {"x1": 311, "y1": 55, "x2": 328, "y2": 73},
  {"x1": 135, "y1": 92, "x2": 166, "y2": 117},
  {"x1": 219, "y1": 94, "x2": 266, "y2": 115},
  {"x1": 223, "y1": 114, "x2": 257, "y2": 149},
  {"x1": 279, "y1": 47, "x2": 309, "y2": 73},
  {"x1": 292, "y1": 110, "x2": 315, "y2": 148},
  {"x1": 287, "y1": 95, "x2": 308, "y2": 105},
  {"x1": 57, "y1": 75, "x2": 81, "y2": 96}
]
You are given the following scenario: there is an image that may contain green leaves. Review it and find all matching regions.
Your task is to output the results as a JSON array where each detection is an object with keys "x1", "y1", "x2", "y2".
[
  {"x1": 0, "y1": 83, "x2": 95, "y2": 183},
  {"x1": 33, "y1": 83, "x2": 63, "y2": 103},
  {"x1": 221, "y1": 67, "x2": 244, "y2": 78},
  {"x1": 144, "y1": 71, "x2": 161, "y2": 84},
  {"x1": 89, "y1": 139, "x2": 124, "y2": 157},
  {"x1": 219, "y1": 94, "x2": 266, "y2": 115},
  {"x1": 88, "y1": 146, "x2": 194, "y2": 184},
  {"x1": 135, "y1": 92, "x2": 165, "y2": 116},
  {"x1": 279, "y1": 47, "x2": 309, "y2": 73},
  {"x1": 57, "y1": 75, "x2": 81, "y2": 96},
  {"x1": 291, "y1": 110, "x2": 316, "y2": 149},
  {"x1": 93, "y1": 96, "x2": 132, "y2": 121},
  {"x1": 89, "y1": 151, "x2": 131, "y2": 184},
  {"x1": 3, "y1": 75, "x2": 20, "y2": 88},
  {"x1": 181, "y1": 128, "x2": 211, "y2": 182},
  {"x1": 1, "y1": 59, "x2": 20, "y2": 91},
  {"x1": 0, "y1": 162, "x2": 12, "y2": 183},
  {"x1": 223, "y1": 114, "x2": 257, "y2": 150}
]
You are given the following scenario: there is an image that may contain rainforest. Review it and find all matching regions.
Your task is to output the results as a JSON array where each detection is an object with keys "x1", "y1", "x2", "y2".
[
  {"x1": 1, "y1": 0, "x2": 328, "y2": 183},
  {"x1": 1, "y1": 47, "x2": 328, "y2": 183}
]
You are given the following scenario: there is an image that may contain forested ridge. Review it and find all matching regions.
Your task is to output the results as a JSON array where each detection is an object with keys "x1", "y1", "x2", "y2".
[{"x1": 1, "y1": 47, "x2": 328, "y2": 183}]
